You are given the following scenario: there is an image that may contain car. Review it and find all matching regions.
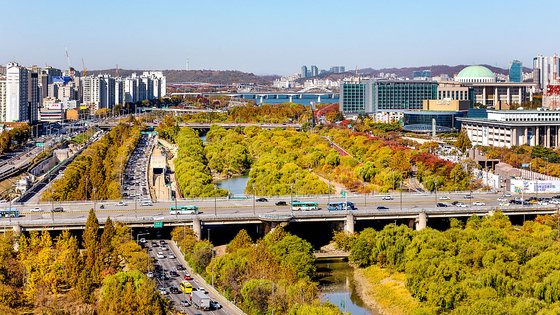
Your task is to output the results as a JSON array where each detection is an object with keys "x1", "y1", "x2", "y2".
[
  {"x1": 158, "y1": 287, "x2": 168, "y2": 295},
  {"x1": 473, "y1": 201, "x2": 486, "y2": 206},
  {"x1": 146, "y1": 272, "x2": 154, "y2": 278},
  {"x1": 116, "y1": 201, "x2": 127, "y2": 206},
  {"x1": 439, "y1": 196, "x2": 450, "y2": 200},
  {"x1": 376, "y1": 206, "x2": 389, "y2": 210},
  {"x1": 211, "y1": 301, "x2": 222, "y2": 310},
  {"x1": 139, "y1": 238, "x2": 146, "y2": 244},
  {"x1": 180, "y1": 300, "x2": 191, "y2": 307},
  {"x1": 381, "y1": 195, "x2": 393, "y2": 200},
  {"x1": 152, "y1": 242, "x2": 158, "y2": 247},
  {"x1": 255, "y1": 197, "x2": 268, "y2": 202},
  {"x1": 99, "y1": 204, "x2": 105, "y2": 209},
  {"x1": 183, "y1": 274, "x2": 193, "y2": 281},
  {"x1": 437, "y1": 203, "x2": 448, "y2": 207},
  {"x1": 169, "y1": 286, "x2": 180, "y2": 294},
  {"x1": 52, "y1": 206, "x2": 64, "y2": 212},
  {"x1": 31, "y1": 207, "x2": 43, "y2": 212},
  {"x1": 499, "y1": 202, "x2": 510, "y2": 207},
  {"x1": 538, "y1": 201, "x2": 549, "y2": 206},
  {"x1": 455, "y1": 202, "x2": 468, "y2": 208},
  {"x1": 176, "y1": 264, "x2": 186, "y2": 271},
  {"x1": 169, "y1": 271, "x2": 179, "y2": 277},
  {"x1": 168, "y1": 254, "x2": 176, "y2": 259},
  {"x1": 275, "y1": 201, "x2": 287, "y2": 206},
  {"x1": 503, "y1": 193, "x2": 512, "y2": 197},
  {"x1": 200, "y1": 287, "x2": 208, "y2": 294},
  {"x1": 156, "y1": 252, "x2": 165, "y2": 259},
  {"x1": 497, "y1": 197, "x2": 507, "y2": 202},
  {"x1": 464, "y1": 194, "x2": 474, "y2": 199}
]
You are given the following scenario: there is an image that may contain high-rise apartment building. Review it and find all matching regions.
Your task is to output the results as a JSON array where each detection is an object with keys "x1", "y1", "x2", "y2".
[
  {"x1": 533, "y1": 54, "x2": 559, "y2": 90},
  {"x1": 0, "y1": 76, "x2": 6, "y2": 122},
  {"x1": 301, "y1": 66, "x2": 308, "y2": 78},
  {"x1": 310, "y1": 65, "x2": 319, "y2": 77},
  {"x1": 509, "y1": 60, "x2": 522, "y2": 83},
  {"x1": 27, "y1": 71, "x2": 39, "y2": 123},
  {"x1": 6, "y1": 62, "x2": 29, "y2": 122}
]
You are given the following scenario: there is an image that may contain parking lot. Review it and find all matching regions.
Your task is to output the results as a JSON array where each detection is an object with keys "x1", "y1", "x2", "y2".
[
  {"x1": 122, "y1": 133, "x2": 155, "y2": 202},
  {"x1": 143, "y1": 239, "x2": 229, "y2": 314}
]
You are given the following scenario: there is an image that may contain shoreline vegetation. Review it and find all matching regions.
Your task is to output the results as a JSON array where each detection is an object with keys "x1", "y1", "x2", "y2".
[{"x1": 353, "y1": 265, "x2": 420, "y2": 315}]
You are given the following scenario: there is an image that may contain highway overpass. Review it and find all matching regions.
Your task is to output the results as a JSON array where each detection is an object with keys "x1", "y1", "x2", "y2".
[{"x1": 2, "y1": 192, "x2": 558, "y2": 237}]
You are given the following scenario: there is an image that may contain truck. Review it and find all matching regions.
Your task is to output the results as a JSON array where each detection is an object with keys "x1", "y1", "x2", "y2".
[{"x1": 191, "y1": 290, "x2": 211, "y2": 310}]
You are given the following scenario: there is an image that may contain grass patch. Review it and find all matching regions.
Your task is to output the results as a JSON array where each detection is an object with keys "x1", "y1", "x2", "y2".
[{"x1": 354, "y1": 265, "x2": 430, "y2": 315}]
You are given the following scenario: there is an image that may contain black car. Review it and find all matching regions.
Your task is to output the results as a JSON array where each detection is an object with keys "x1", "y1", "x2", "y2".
[
  {"x1": 377, "y1": 206, "x2": 389, "y2": 210},
  {"x1": 437, "y1": 203, "x2": 448, "y2": 207},
  {"x1": 275, "y1": 201, "x2": 287, "y2": 206},
  {"x1": 176, "y1": 264, "x2": 186, "y2": 271},
  {"x1": 256, "y1": 197, "x2": 268, "y2": 202},
  {"x1": 169, "y1": 286, "x2": 180, "y2": 294},
  {"x1": 169, "y1": 271, "x2": 179, "y2": 277},
  {"x1": 52, "y1": 207, "x2": 64, "y2": 212}
]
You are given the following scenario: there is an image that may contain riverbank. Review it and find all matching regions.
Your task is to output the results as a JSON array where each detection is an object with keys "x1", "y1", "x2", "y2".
[{"x1": 353, "y1": 265, "x2": 421, "y2": 315}]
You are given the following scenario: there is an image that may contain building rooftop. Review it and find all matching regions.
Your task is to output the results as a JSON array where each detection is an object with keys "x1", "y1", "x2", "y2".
[{"x1": 456, "y1": 65, "x2": 496, "y2": 79}]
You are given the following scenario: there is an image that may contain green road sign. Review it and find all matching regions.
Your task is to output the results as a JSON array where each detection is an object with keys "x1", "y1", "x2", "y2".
[
  {"x1": 341, "y1": 191, "x2": 347, "y2": 197},
  {"x1": 153, "y1": 221, "x2": 163, "y2": 228},
  {"x1": 36, "y1": 142, "x2": 44, "y2": 147}
]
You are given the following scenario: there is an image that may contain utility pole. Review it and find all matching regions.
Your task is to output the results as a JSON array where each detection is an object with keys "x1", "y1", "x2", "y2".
[
  {"x1": 400, "y1": 182, "x2": 403, "y2": 211},
  {"x1": 252, "y1": 184, "x2": 256, "y2": 215}
]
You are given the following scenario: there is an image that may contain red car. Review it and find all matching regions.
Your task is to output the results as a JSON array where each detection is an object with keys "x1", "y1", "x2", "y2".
[{"x1": 183, "y1": 274, "x2": 193, "y2": 281}]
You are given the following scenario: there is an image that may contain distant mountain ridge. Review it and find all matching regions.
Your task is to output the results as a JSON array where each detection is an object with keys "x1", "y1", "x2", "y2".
[
  {"x1": 356, "y1": 64, "x2": 532, "y2": 78},
  {"x1": 88, "y1": 69, "x2": 279, "y2": 85}
]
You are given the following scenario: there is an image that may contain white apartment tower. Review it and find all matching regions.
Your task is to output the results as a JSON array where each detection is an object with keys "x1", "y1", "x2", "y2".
[
  {"x1": 533, "y1": 54, "x2": 560, "y2": 91},
  {"x1": 6, "y1": 62, "x2": 29, "y2": 122},
  {"x1": 0, "y1": 76, "x2": 6, "y2": 121}
]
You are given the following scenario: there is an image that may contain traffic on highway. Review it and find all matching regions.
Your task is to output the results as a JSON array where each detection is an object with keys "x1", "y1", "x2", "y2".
[
  {"x1": 142, "y1": 238, "x2": 229, "y2": 314},
  {"x1": 121, "y1": 133, "x2": 155, "y2": 203}
]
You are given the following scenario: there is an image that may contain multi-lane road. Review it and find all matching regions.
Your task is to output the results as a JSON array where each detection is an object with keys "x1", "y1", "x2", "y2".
[
  {"x1": 122, "y1": 133, "x2": 155, "y2": 201},
  {"x1": 3, "y1": 191, "x2": 556, "y2": 224},
  {"x1": 146, "y1": 239, "x2": 237, "y2": 314}
]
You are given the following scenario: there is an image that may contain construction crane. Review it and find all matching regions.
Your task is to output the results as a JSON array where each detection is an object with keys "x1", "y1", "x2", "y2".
[{"x1": 81, "y1": 58, "x2": 87, "y2": 76}]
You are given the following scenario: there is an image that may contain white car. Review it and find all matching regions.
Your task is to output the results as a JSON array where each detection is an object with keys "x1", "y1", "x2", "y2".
[
  {"x1": 503, "y1": 193, "x2": 512, "y2": 197},
  {"x1": 455, "y1": 203, "x2": 468, "y2": 208},
  {"x1": 497, "y1": 197, "x2": 507, "y2": 202},
  {"x1": 168, "y1": 254, "x2": 176, "y2": 259},
  {"x1": 156, "y1": 252, "x2": 165, "y2": 259},
  {"x1": 381, "y1": 195, "x2": 393, "y2": 200},
  {"x1": 31, "y1": 207, "x2": 43, "y2": 212},
  {"x1": 538, "y1": 201, "x2": 549, "y2": 206},
  {"x1": 473, "y1": 201, "x2": 486, "y2": 206},
  {"x1": 146, "y1": 272, "x2": 154, "y2": 278},
  {"x1": 439, "y1": 196, "x2": 450, "y2": 200},
  {"x1": 116, "y1": 201, "x2": 127, "y2": 206},
  {"x1": 158, "y1": 287, "x2": 168, "y2": 295},
  {"x1": 499, "y1": 202, "x2": 510, "y2": 207}
]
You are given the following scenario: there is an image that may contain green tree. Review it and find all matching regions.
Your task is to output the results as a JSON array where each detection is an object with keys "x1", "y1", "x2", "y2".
[{"x1": 455, "y1": 131, "x2": 472, "y2": 153}]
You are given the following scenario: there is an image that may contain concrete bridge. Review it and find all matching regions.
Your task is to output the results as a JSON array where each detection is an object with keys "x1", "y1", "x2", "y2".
[
  {"x1": 5, "y1": 204, "x2": 558, "y2": 239},
  {"x1": 169, "y1": 92, "x2": 339, "y2": 104},
  {"x1": 96, "y1": 121, "x2": 302, "y2": 130}
]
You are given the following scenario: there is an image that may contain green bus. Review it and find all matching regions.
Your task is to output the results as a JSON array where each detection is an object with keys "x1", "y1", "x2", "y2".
[
  {"x1": 291, "y1": 201, "x2": 319, "y2": 211},
  {"x1": 170, "y1": 205, "x2": 199, "y2": 215}
]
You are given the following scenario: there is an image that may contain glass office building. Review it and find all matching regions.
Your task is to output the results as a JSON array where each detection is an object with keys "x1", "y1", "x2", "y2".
[
  {"x1": 403, "y1": 111, "x2": 467, "y2": 133},
  {"x1": 509, "y1": 60, "x2": 522, "y2": 83},
  {"x1": 340, "y1": 81, "x2": 369, "y2": 113},
  {"x1": 340, "y1": 79, "x2": 437, "y2": 114},
  {"x1": 373, "y1": 80, "x2": 437, "y2": 111}
]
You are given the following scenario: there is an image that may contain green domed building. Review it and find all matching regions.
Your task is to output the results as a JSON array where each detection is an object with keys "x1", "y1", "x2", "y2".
[{"x1": 455, "y1": 65, "x2": 496, "y2": 83}]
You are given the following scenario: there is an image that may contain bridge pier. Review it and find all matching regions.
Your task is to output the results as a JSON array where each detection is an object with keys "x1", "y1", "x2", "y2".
[
  {"x1": 344, "y1": 213, "x2": 355, "y2": 234},
  {"x1": 259, "y1": 96, "x2": 264, "y2": 104},
  {"x1": 289, "y1": 95, "x2": 293, "y2": 103},
  {"x1": 12, "y1": 224, "x2": 21, "y2": 236},
  {"x1": 416, "y1": 212, "x2": 427, "y2": 231},
  {"x1": 263, "y1": 221, "x2": 289, "y2": 234},
  {"x1": 317, "y1": 95, "x2": 321, "y2": 103},
  {"x1": 192, "y1": 218, "x2": 202, "y2": 240}
]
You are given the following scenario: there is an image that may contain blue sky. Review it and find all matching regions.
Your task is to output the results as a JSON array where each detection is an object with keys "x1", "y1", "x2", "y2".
[{"x1": 1, "y1": 0, "x2": 558, "y2": 75}]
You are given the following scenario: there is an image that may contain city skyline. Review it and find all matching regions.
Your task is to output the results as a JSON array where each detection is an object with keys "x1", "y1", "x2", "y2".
[{"x1": 1, "y1": 0, "x2": 559, "y2": 75}]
